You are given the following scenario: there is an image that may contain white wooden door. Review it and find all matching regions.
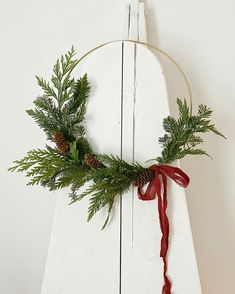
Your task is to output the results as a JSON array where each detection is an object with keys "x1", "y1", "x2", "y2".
[{"x1": 41, "y1": 3, "x2": 202, "y2": 294}]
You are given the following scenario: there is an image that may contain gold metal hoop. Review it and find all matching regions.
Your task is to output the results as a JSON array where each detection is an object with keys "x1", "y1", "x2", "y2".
[{"x1": 68, "y1": 40, "x2": 193, "y2": 115}]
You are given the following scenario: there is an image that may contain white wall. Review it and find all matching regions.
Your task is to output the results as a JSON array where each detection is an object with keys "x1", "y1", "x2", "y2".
[{"x1": 0, "y1": 1, "x2": 234, "y2": 293}]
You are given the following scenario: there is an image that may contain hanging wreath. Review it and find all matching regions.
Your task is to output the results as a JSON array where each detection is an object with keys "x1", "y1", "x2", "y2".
[{"x1": 9, "y1": 44, "x2": 225, "y2": 294}]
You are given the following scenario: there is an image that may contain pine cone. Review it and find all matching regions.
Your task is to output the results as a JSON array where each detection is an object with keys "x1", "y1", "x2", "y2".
[
  {"x1": 133, "y1": 169, "x2": 154, "y2": 188},
  {"x1": 54, "y1": 132, "x2": 69, "y2": 155},
  {"x1": 84, "y1": 153, "x2": 104, "y2": 169}
]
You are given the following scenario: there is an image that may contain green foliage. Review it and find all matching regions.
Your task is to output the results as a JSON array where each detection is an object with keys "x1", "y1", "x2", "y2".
[
  {"x1": 9, "y1": 146, "x2": 69, "y2": 186},
  {"x1": 70, "y1": 155, "x2": 147, "y2": 229},
  {"x1": 9, "y1": 47, "x2": 92, "y2": 191},
  {"x1": 9, "y1": 145, "x2": 89, "y2": 191},
  {"x1": 156, "y1": 98, "x2": 225, "y2": 164},
  {"x1": 27, "y1": 47, "x2": 91, "y2": 148},
  {"x1": 9, "y1": 46, "x2": 225, "y2": 229},
  {"x1": 69, "y1": 141, "x2": 79, "y2": 161},
  {"x1": 61, "y1": 74, "x2": 91, "y2": 141}
]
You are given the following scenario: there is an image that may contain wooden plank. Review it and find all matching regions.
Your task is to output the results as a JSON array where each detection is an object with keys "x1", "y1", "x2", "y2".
[
  {"x1": 121, "y1": 42, "x2": 136, "y2": 292},
  {"x1": 121, "y1": 2, "x2": 202, "y2": 293},
  {"x1": 41, "y1": 43, "x2": 123, "y2": 294},
  {"x1": 128, "y1": 2, "x2": 139, "y2": 40},
  {"x1": 138, "y1": 3, "x2": 147, "y2": 42},
  {"x1": 122, "y1": 44, "x2": 202, "y2": 293},
  {"x1": 121, "y1": 5, "x2": 137, "y2": 291}
]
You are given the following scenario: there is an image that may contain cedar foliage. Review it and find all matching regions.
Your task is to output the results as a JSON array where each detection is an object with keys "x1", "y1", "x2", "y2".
[
  {"x1": 9, "y1": 47, "x2": 225, "y2": 229},
  {"x1": 9, "y1": 47, "x2": 91, "y2": 193},
  {"x1": 26, "y1": 46, "x2": 91, "y2": 144},
  {"x1": 157, "y1": 99, "x2": 225, "y2": 164},
  {"x1": 70, "y1": 155, "x2": 147, "y2": 229}
]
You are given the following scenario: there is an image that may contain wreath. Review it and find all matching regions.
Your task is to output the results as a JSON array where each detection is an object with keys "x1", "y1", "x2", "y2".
[{"x1": 9, "y1": 44, "x2": 225, "y2": 294}]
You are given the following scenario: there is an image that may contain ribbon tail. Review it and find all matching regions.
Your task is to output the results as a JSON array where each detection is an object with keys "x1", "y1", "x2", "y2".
[
  {"x1": 136, "y1": 164, "x2": 190, "y2": 294},
  {"x1": 157, "y1": 174, "x2": 171, "y2": 294}
]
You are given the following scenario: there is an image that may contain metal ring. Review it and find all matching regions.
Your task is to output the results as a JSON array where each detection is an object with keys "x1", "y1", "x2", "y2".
[{"x1": 68, "y1": 40, "x2": 193, "y2": 115}]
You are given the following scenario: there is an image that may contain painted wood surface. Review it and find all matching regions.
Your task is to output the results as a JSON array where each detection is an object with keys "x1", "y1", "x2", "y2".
[
  {"x1": 41, "y1": 2, "x2": 202, "y2": 293},
  {"x1": 41, "y1": 43, "x2": 122, "y2": 294},
  {"x1": 121, "y1": 42, "x2": 202, "y2": 293}
]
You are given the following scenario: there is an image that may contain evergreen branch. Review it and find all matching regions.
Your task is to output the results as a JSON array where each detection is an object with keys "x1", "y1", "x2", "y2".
[
  {"x1": 8, "y1": 146, "x2": 78, "y2": 187},
  {"x1": 26, "y1": 109, "x2": 60, "y2": 140},
  {"x1": 9, "y1": 46, "x2": 226, "y2": 230},
  {"x1": 44, "y1": 165, "x2": 89, "y2": 191},
  {"x1": 51, "y1": 48, "x2": 77, "y2": 108},
  {"x1": 176, "y1": 148, "x2": 211, "y2": 160},
  {"x1": 36, "y1": 77, "x2": 57, "y2": 99},
  {"x1": 157, "y1": 98, "x2": 225, "y2": 163},
  {"x1": 71, "y1": 155, "x2": 147, "y2": 228},
  {"x1": 33, "y1": 95, "x2": 57, "y2": 114},
  {"x1": 27, "y1": 47, "x2": 91, "y2": 145},
  {"x1": 63, "y1": 73, "x2": 90, "y2": 115}
]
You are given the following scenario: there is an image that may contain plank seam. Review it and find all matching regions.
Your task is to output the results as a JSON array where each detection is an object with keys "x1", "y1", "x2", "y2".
[
  {"x1": 131, "y1": 43, "x2": 137, "y2": 250},
  {"x1": 127, "y1": 5, "x2": 131, "y2": 40},
  {"x1": 119, "y1": 41, "x2": 124, "y2": 294}
]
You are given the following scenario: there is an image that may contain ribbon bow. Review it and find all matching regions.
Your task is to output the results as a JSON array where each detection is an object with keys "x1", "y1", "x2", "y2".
[{"x1": 138, "y1": 164, "x2": 190, "y2": 294}]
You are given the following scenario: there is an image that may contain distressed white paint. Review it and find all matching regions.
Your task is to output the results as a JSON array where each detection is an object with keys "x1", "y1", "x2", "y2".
[
  {"x1": 41, "y1": 3, "x2": 201, "y2": 293},
  {"x1": 120, "y1": 3, "x2": 201, "y2": 293},
  {"x1": 138, "y1": 3, "x2": 148, "y2": 42},
  {"x1": 121, "y1": 43, "x2": 202, "y2": 293}
]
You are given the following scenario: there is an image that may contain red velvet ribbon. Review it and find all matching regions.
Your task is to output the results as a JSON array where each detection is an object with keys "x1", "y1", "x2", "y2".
[{"x1": 137, "y1": 164, "x2": 190, "y2": 294}]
